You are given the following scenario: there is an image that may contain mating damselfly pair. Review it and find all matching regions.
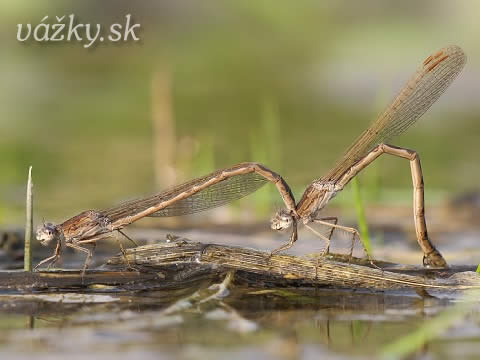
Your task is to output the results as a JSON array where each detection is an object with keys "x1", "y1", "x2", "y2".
[{"x1": 37, "y1": 45, "x2": 466, "y2": 272}]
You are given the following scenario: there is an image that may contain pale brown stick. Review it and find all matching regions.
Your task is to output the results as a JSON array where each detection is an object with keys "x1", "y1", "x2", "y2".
[
  {"x1": 110, "y1": 240, "x2": 480, "y2": 291},
  {"x1": 336, "y1": 143, "x2": 446, "y2": 267}
]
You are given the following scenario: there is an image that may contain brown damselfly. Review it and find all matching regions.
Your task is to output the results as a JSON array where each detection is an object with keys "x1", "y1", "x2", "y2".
[
  {"x1": 270, "y1": 45, "x2": 466, "y2": 268},
  {"x1": 35, "y1": 163, "x2": 297, "y2": 272}
]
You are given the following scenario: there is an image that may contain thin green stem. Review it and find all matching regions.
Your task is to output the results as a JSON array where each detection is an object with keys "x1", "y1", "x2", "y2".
[
  {"x1": 24, "y1": 166, "x2": 33, "y2": 272},
  {"x1": 352, "y1": 177, "x2": 372, "y2": 256},
  {"x1": 380, "y1": 289, "x2": 480, "y2": 359}
]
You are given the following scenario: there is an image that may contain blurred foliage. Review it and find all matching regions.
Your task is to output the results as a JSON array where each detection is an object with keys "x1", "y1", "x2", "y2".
[{"x1": 1, "y1": 0, "x2": 480, "y2": 224}]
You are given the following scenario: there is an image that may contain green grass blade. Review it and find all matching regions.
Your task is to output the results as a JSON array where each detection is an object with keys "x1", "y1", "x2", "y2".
[
  {"x1": 352, "y1": 177, "x2": 372, "y2": 256},
  {"x1": 380, "y1": 289, "x2": 480, "y2": 360}
]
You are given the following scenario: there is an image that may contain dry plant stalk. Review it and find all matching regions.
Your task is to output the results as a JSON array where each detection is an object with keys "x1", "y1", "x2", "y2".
[{"x1": 108, "y1": 240, "x2": 480, "y2": 292}]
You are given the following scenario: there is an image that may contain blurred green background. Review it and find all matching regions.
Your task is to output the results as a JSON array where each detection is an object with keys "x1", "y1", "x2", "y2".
[{"x1": 1, "y1": 0, "x2": 479, "y2": 225}]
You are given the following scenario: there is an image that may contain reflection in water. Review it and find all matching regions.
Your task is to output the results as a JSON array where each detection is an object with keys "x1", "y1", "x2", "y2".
[{"x1": 0, "y1": 285, "x2": 475, "y2": 359}]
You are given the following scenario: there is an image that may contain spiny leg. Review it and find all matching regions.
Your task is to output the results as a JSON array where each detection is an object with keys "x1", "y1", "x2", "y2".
[
  {"x1": 66, "y1": 242, "x2": 93, "y2": 279},
  {"x1": 323, "y1": 217, "x2": 338, "y2": 242},
  {"x1": 312, "y1": 219, "x2": 360, "y2": 258},
  {"x1": 336, "y1": 143, "x2": 447, "y2": 268},
  {"x1": 48, "y1": 239, "x2": 62, "y2": 269},
  {"x1": 117, "y1": 229, "x2": 138, "y2": 247},
  {"x1": 313, "y1": 219, "x2": 380, "y2": 269},
  {"x1": 304, "y1": 223, "x2": 335, "y2": 256},
  {"x1": 34, "y1": 239, "x2": 62, "y2": 271},
  {"x1": 270, "y1": 218, "x2": 298, "y2": 256},
  {"x1": 311, "y1": 219, "x2": 376, "y2": 267},
  {"x1": 115, "y1": 232, "x2": 137, "y2": 271},
  {"x1": 34, "y1": 254, "x2": 58, "y2": 271},
  {"x1": 308, "y1": 216, "x2": 338, "y2": 255},
  {"x1": 89, "y1": 242, "x2": 97, "y2": 271}
]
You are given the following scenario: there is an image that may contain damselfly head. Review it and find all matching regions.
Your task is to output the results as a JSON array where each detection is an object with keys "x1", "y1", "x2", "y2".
[
  {"x1": 270, "y1": 209, "x2": 294, "y2": 231},
  {"x1": 36, "y1": 223, "x2": 58, "y2": 246}
]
